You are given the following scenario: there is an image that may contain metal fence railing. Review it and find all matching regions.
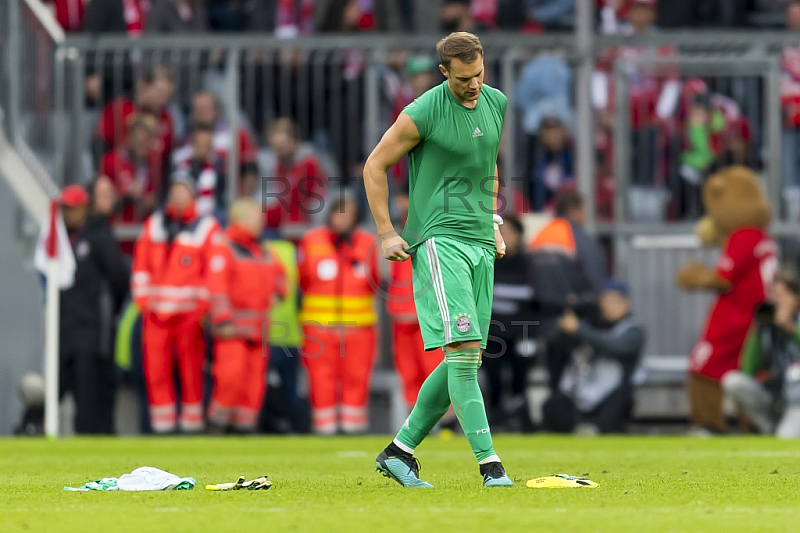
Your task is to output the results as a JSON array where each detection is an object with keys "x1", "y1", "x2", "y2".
[
  {"x1": 6, "y1": 3, "x2": 800, "y2": 364},
  {"x1": 1, "y1": 0, "x2": 63, "y2": 198}
]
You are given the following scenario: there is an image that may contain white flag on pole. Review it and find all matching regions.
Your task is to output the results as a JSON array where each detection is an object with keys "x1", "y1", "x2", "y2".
[{"x1": 34, "y1": 203, "x2": 76, "y2": 289}]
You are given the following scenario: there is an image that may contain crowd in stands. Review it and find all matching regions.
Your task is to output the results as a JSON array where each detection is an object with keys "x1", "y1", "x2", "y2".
[
  {"x1": 45, "y1": 0, "x2": 800, "y2": 35},
  {"x1": 43, "y1": 0, "x2": 800, "y2": 224}
]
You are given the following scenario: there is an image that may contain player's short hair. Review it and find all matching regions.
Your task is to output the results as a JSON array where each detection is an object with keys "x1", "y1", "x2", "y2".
[
  {"x1": 554, "y1": 190, "x2": 584, "y2": 218},
  {"x1": 266, "y1": 117, "x2": 300, "y2": 141},
  {"x1": 436, "y1": 32, "x2": 483, "y2": 70}
]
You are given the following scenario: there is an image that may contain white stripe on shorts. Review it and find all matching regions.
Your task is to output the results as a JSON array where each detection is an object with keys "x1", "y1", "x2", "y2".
[{"x1": 426, "y1": 238, "x2": 451, "y2": 345}]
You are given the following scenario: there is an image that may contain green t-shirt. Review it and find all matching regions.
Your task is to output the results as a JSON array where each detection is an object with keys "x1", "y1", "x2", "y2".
[{"x1": 401, "y1": 81, "x2": 507, "y2": 252}]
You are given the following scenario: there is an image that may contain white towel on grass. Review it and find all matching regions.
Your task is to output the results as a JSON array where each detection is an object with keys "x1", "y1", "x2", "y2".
[{"x1": 64, "y1": 467, "x2": 196, "y2": 491}]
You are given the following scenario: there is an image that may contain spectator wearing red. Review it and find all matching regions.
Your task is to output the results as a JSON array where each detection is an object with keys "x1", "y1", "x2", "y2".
[
  {"x1": 207, "y1": 199, "x2": 286, "y2": 433},
  {"x1": 100, "y1": 115, "x2": 162, "y2": 253},
  {"x1": 132, "y1": 177, "x2": 221, "y2": 433},
  {"x1": 93, "y1": 69, "x2": 175, "y2": 171},
  {"x1": 173, "y1": 123, "x2": 227, "y2": 219},
  {"x1": 245, "y1": 0, "x2": 314, "y2": 34},
  {"x1": 594, "y1": 0, "x2": 679, "y2": 188},
  {"x1": 173, "y1": 91, "x2": 258, "y2": 170},
  {"x1": 81, "y1": 0, "x2": 151, "y2": 118},
  {"x1": 46, "y1": 0, "x2": 85, "y2": 31},
  {"x1": 260, "y1": 118, "x2": 327, "y2": 239},
  {"x1": 316, "y1": 0, "x2": 402, "y2": 32}
]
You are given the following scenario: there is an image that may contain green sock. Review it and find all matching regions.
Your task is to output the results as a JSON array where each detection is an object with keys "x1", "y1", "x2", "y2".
[
  {"x1": 394, "y1": 360, "x2": 451, "y2": 453},
  {"x1": 446, "y1": 348, "x2": 498, "y2": 464}
]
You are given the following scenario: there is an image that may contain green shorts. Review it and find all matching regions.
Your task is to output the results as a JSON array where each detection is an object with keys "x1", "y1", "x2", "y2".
[{"x1": 411, "y1": 236, "x2": 495, "y2": 351}]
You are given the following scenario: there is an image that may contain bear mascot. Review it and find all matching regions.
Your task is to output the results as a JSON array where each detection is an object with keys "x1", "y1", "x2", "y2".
[{"x1": 676, "y1": 166, "x2": 777, "y2": 433}]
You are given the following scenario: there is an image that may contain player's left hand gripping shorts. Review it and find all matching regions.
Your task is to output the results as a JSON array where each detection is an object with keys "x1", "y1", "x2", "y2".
[{"x1": 411, "y1": 236, "x2": 494, "y2": 351}]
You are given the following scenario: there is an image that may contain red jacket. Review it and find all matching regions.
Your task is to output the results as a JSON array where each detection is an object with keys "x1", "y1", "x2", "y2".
[
  {"x1": 132, "y1": 208, "x2": 220, "y2": 320},
  {"x1": 207, "y1": 225, "x2": 287, "y2": 341},
  {"x1": 96, "y1": 97, "x2": 174, "y2": 163},
  {"x1": 264, "y1": 155, "x2": 327, "y2": 232},
  {"x1": 298, "y1": 227, "x2": 378, "y2": 328},
  {"x1": 101, "y1": 147, "x2": 163, "y2": 222}
]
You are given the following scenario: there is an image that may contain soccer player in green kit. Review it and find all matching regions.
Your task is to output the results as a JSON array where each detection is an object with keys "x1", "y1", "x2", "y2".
[{"x1": 364, "y1": 32, "x2": 513, "y2": 488}]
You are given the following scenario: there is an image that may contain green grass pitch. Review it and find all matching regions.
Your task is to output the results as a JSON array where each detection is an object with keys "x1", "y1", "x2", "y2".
[{"x1": 2, "y1": 435, "x2": 800, "y2": 532}]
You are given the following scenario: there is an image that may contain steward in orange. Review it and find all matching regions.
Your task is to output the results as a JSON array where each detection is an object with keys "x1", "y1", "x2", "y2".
[
  {"x1": 386, "y1": 187, "x2": 442, "y2": 407},
  {"x1": 298, "y1": 194, "x2": 379, "y2": 434},
  {"x1": 207, "y1": 198, "x2": 286, "y2": 433},
  {"x1": 132, "y1": 177, "x2": 220, "y2": 433}
]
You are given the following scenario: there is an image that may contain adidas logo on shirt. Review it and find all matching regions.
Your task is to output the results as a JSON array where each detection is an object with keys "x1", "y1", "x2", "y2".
[{"x1": 472, "y1": 127, "x2": 484, "y2": 137}]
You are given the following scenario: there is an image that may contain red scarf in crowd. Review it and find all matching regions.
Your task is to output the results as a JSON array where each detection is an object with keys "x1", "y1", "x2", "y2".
[{"x1": 122, "y1": 0, "x2": 149, "y2": 35}]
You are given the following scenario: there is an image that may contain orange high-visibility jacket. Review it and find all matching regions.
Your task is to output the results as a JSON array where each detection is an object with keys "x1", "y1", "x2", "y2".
[
  {"x1": 298, "y1": 227, "x2": 379, "y2": 328},
  {"x1": 207, "y1": 224, "x2": 287, "y2": 342},
  {"x1": 527, "y1": 217, "x2": 576, "y2": 256},
  {"x1": 131, "y1": 211, "x2": 220, "y2": 319}
]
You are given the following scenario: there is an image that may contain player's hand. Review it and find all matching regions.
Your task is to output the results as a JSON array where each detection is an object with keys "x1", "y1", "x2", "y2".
[
  {"x1": 495, "y1": 228, "x2": 506, "y2": 259},
  {"x1": 380, "y1": 230, "x2": 411, "y2": 261}
]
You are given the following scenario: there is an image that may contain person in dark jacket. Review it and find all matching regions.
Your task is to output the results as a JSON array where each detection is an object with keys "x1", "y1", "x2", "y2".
[
  {"x1": 59, "y1": 185, "x2": 130, "y2": 434},
  {"x1": 146, "y1": 0, "x2": 208, "y2": 33},
  {"x1": 527, "y1": 191, "x2": 608, "y2": 393},
  {"x1": 484, "y1": 216, "x2": 537, "y2": 432},
  {"x1": 542, "y1": 279, "x2": 645, "y2": 435}
]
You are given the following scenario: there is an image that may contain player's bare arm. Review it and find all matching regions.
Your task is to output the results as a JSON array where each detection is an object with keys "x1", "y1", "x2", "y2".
[
  {"x1": 493, "y1": 164, "x2": 505, "y2": 259},
  {"x1": 363, "y1": 113, "x2": 421, "y2": 262}
]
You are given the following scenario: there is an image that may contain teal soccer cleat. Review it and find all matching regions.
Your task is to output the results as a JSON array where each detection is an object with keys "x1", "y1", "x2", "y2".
[
  {"x1": 375, "y1": 450, "x2": 434, "y2": 488},
  {"x1": 481, "y1": 462, "x2": 514, "y2": 487}
]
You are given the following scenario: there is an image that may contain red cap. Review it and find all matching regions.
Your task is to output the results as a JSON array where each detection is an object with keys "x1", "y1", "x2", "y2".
[{"x1": 59, "y1": 185, "x2": 90, "y2": 207}]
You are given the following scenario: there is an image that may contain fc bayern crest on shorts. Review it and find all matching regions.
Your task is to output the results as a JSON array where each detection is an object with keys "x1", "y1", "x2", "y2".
[{"x1": 455, "y1": 314, "x2": 471, "y2": 333}]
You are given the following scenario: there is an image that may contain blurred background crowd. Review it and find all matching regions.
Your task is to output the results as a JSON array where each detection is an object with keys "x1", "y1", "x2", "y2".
[{"x1": 6, "y1": 0, "x2": 800, "y2": 438}]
